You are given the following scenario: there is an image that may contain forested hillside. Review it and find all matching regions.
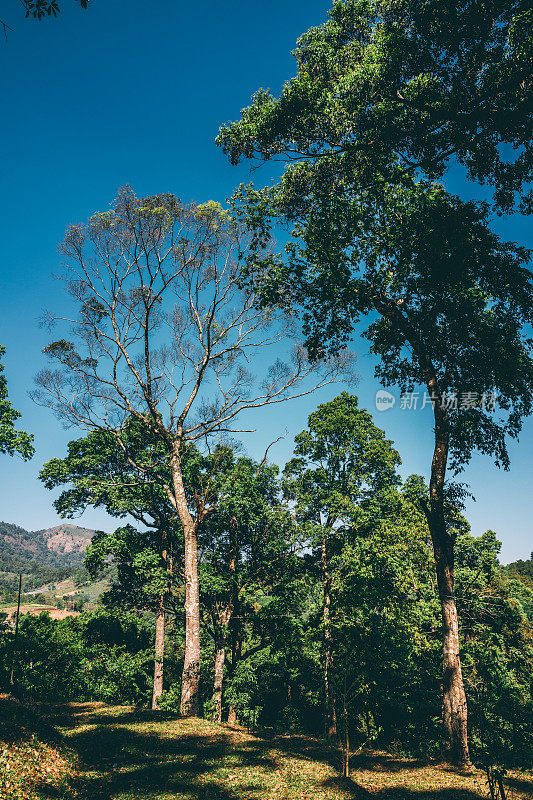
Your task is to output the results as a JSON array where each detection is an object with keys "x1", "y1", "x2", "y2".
[
  {"x1": 0, "y1": 521, "x2": 96, "y2": 572},
  {"x1": 0, "y1": 522, "x2": 98, "y2": 603},
  {"x1": 505, "y1": 553, "x2": 533, "y2": 588}
]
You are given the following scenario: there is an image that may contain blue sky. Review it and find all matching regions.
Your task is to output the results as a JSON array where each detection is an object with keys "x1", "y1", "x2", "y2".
[{"x1": 0, "y1": 0, "x2": 531, "y2": 562}]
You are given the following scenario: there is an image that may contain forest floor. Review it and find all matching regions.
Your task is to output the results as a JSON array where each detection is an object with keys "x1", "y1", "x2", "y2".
[{"x1": 2, "y1": 699, "x2": 532, "y2": 800}]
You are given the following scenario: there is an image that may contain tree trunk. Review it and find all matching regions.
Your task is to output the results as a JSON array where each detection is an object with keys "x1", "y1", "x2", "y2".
[
  {"x1": 152, "y1": 531, "x2": 171, "y2": 711},
  {"x1": 213, "y1": 636, "x2": 225, "y2": 724},
  {"x1": 180, "y1": 521, "x2": 201, "y2": 716},
  {"x1": 212, "y1": 608, "x2": 231, "y2": 724},
  {"x1": 427, "y1": 399, "x2": 470, "y2": 766},
  {"x1": 152, "y1": 594, "x2": 165, "y2": 710},
  {"x1": 227, "y1": 516, "x2": 240, "y2": 726},
  {"x1": 321, "y1": 530, "x2": 337, "y2": 739},
  {"x1": 170, "y1": 446, "x2": 201, "y2": 717},
  {"x1": 227, "y1": 622, "x2": 242, "y2": 726}
]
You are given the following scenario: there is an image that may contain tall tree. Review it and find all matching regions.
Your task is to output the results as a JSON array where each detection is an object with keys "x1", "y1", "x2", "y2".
[
  {"x1": 33, "y1": 187, "x2": 353, "y2": 715},
  {"x1": 216, "y1": 3, "x2": 533, "y2": 762},
  {"x1": 283, "y1": 393, "x2": 400, "y2": 738},
  {"x1": 40, "y1": 418, "x2": 181, "y2": 709},
  {"x1": 218, "y1": 0, "x2": 533, "y2": 214},
  {"x1": 0, "y1": 345, "x2": 34, "y2": 460}
]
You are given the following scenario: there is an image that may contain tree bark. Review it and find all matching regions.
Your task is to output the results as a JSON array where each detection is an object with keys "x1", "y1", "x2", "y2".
[
  {"x1": 212, "y1": 607, "x2": 231, "y2": 724},
  {"x1": 321, "y1": 530, "x2": 337, "y2": 739},
  {"x1": 152, "y1": 531, "x2": 171, "y2": 711},
  {"x1": 227, "y1": 621, "x2": 242, "y2": 726},
  {"x1": 171, "y1": 446, "x2": 201, "y2": 717},
  {"x1": 180, "y1": 520, "x2": 201, "y2": 716},
  {"x1": 213, "y1": 639, "x2": 225, "y2": 724},
  {"x1": 152, "y1": 594, "x2": 165, "y2": 710},
  {"x1": 426, "y1": 398, "x2": 470, "y2": 766}
]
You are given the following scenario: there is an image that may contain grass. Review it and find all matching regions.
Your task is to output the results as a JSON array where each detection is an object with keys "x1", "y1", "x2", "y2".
[
  {"x1": 1, "y1": 699, "x2": 531, "y2": 800},
  {"x1": 0, "y1": 694, "x2": 77, "y2": 800}
]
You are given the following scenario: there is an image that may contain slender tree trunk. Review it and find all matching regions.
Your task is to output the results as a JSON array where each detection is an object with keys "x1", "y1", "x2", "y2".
[
  {"x1": 321, "y1": 530, "x2": 337, "y2": 739},
  {"x1": 152, "y1": 594, "x2": 165, "y2": 710},
  {"x1": 227, "y1": 622, "x2": 242, "y2": 725},
  {"x1": 152, "y1": 532, "x2": 171, "y2": 711},
  {"x1": 213, "y1": 634, "x2": 226, "y2": 724},
  {"x1": 227, "y1": 516, "x2": 240, "y2": 726},
  {"x1": 213, "y1": 641, "x2": 225, "y2": 724},
  {"x1": 212, "y1": 607, "x2": 231, "y2": 724},
  {"x1": 427, "y1": 399, "x2": 470, "y2": 766},
  {"x1": 171, "y1": 446, "x2": 201, "y2": 717},
  {"x1": 342, "y1": 680, "x2": 350, "y2": 778}
]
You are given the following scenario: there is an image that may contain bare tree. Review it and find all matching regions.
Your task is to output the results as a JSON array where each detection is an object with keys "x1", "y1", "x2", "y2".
[{"x1": 33, "y1": 187, "x2": 354, "y2": 715}]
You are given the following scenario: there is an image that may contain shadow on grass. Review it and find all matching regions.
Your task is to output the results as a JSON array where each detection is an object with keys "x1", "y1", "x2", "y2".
[
  {"x1": 505, "y1": 774, "x2": 533, "y2": 795},
  {"x1": 42, "y1": 705, "x2": 503, "y2": 800},
  {"x1": 265, "y1": 736, "x2": 426, "y2": 775},
  {"x1": 60, "y1": 719, "x2": 282, "y2": 799},
  {"x1": 320, "y1": 776, "x2": 486, "y2": 800},
  {"x1": 357, "y1": 791, "x2": 483, "y2": 800}
]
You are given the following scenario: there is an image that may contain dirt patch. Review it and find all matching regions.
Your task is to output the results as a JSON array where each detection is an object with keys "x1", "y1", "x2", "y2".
[{"x1": 2, "y1": 605, "x2": 80, "y2": 620}]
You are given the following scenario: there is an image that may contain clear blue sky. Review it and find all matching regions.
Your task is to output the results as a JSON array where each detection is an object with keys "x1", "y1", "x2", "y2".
[{"x1": 0, "y1": 0, "x2": 531, "y2": 562}]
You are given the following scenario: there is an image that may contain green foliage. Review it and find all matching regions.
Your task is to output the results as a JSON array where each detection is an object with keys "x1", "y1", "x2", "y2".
[
  {"x1": 283, "y1": 392, "x2": 401, "y2": 532},
  {"x1": 23, "y1": 1, "x2": 88, "y2": 20},
  {"x1": 219, "y1": 4, "x2": 533, "y2": 481},
  {"x1": 0, "y1": 609, "x2": 154, "y2": 704},
  {"x1": 0, "y1": 346, "x2": 33, "y2": 461},
  {"x1": 454, "y1": 533, "x2": 533, "y2": 772},
  {"x1": 218, "y1": 0, "x2": 533, "y2": 214},
  {"x1": 505, "y1": 552, "x2": 533, "y2": 591}
]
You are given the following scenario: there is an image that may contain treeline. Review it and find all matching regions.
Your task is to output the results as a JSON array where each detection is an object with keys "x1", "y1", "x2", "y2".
[
  {"x1": 2, "y1": 393, "x2": 531, "y2": 776},
  {"x1": 505, "y1": 555, "x2": 533, "y2": 589}
]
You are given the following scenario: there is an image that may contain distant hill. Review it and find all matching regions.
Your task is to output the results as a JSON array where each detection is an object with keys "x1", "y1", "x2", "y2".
[
  {"x1": 0, "y1": 521, "x2": 97, "y2": 573},
  {"x1": 505, "y1": 552, "x2": 533, "y2": 588},
  {"x1": 33, "y1": 523, "x2": 95, "y2": 560}
]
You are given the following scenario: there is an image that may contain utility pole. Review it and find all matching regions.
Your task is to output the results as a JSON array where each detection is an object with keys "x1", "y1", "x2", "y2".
[{"x1": 9, "y1": 572, "x2": 22, "y2": 690}]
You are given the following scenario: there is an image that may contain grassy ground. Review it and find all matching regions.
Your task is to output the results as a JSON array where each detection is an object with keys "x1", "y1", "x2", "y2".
[
  {"x1": 0, "y1": 694, "x2": 77, "y2": 800},
  {"x1": 1, "y1": 698, "x2": 531, "y2": 800},
  {"x1": 27, "y1": 703, "x2": 530, "y2": 800}
]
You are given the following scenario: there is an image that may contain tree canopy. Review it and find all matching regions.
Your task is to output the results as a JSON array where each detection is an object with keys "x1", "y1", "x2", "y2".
[{"x1": 0, "y1": 345, "x2": 34, "y2": 461}]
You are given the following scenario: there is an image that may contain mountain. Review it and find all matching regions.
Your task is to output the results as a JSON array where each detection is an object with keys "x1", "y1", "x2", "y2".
[
  {"x1": 33, "y1": 524, "x2": 95, "y2": 560},
  {"x1": 0, "y1": 521, "x2": 97, "y2": 574}
]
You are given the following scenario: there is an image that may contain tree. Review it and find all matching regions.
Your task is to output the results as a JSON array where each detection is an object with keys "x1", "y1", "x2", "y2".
[
  {"x1": 200, "y1": 448, "x2": 297, "y2": 723},
  {"x1": 216, "y1": 3, "x2": 533, "y2": 762},
  {"x1": 217, "y1": 0, "x2": 533, "y2": 215},
  {"x1": 453, "y1": 531, "x2": 533, "y2": 794},
  {"x1": 0, "y1": 345, "x2": 34, "y2": 460},
  {"x1": 40, "y1": 418, "x2": 182, "y2": 709},
  {"x1": 33, "y1": 187, "x2": 353, "y2": 715},
  {"x1": 283, "y1": 393, "x2": 401, "y2": 738}
]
